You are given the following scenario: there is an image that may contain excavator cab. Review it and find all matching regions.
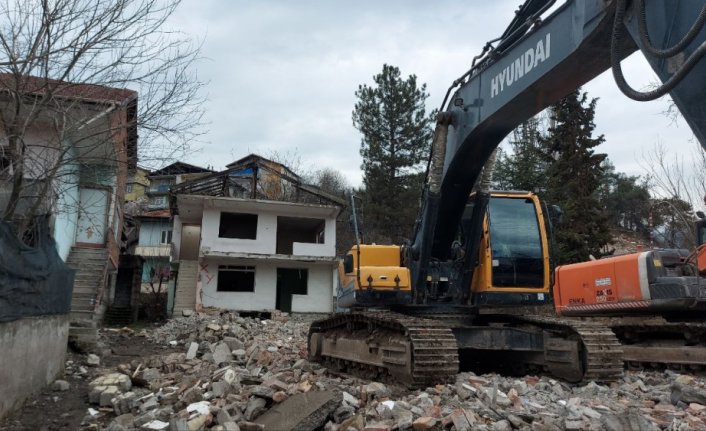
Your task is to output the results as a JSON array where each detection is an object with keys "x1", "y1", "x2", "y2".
[{"x1": 470, "y1": 191, "x2": 552, "y2": 306}]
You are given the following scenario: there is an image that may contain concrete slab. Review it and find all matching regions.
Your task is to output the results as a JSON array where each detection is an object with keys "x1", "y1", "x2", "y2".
[{"x1": 254, "y1": 391, "x2": 341, "y2": 431}]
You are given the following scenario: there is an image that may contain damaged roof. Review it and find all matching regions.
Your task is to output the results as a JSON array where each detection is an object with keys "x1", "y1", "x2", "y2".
[{"x1": 170, "y1": 154, "x2": 346, "y2": 214}]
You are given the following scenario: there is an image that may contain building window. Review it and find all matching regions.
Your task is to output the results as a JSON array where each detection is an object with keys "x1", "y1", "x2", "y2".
[
  {"x1": 217, "y1": 265, "x2": 255, "y2": 292},
  {"x1": 150, "y1": 196, "x2": 167, "y2": 207},
  {"x1": 276, "y1": 216, "x2": 325, "y2": 254},
  {"x1": 125, "y1": 183, "x2": 133, "y2": 193},
  {"x1": 160, "y1": 230, "x2": 172, "y2": 244},
  {"x1": 219, "y1": 212, "x2": 257, "y2": 239}
]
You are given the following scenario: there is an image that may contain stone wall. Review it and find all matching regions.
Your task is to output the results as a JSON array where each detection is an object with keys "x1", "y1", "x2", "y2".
[{"x1": 0, "y1": 314, "x2": 69, "y2": 420}]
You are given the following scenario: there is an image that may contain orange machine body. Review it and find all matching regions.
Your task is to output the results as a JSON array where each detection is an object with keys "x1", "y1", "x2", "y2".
[
  {"x1": 698, "y1": 245, "x2": 706, "y2": 276},
  {"x1": 554, "y1": 252, "x2": 651, "y2": 315},
  {"x1": 555, "y1": 249, "x2": 706, "y2": 316}
]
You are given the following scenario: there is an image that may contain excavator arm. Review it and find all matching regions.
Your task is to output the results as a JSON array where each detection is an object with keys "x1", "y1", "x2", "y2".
[
  {"x1": 311, "y1": 0, "x2": 706, "y2": 386},
  {"x1": 410, "y1": 0, "x2": 706, "y2": 297}
]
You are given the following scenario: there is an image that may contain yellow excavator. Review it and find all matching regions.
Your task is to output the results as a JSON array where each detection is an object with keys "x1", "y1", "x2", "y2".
[{"x1": 309, "y1": 0, "x2": 706, "y2": 387}]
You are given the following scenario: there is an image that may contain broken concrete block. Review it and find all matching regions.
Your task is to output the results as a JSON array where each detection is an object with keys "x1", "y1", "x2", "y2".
[
  {"x1": 244, "y1": 397, "x2": 267, "y2": 421},
  {"x1": 213, "y1": 342, "x2": 234, "y2": 364},
  {"x1": 187, "y1": 414, "x2": 208, "y2": 431},
  {"x1": 366, "y1": 382, "x2": 391, "y2": 399},
  {"x1": 142, "y1": 420, "x2": 170, "y2": 430},
  {"x1": 223, "y1": 337, "x2": 245, "y2": 351},
  {"x1": 222, "y1": 422, "x2": 240, "y2": 431},
  {"x1": 187, "y1": 401, "x2": 211, "y2": 416},
  {"x1": 52, "y1": 379, "x2": 70, "y2": 391},
  {"x1": 296, "y1": 380, "x2": 312, "y2": 393},
  {"x1": 272, "y1": 391, "x2": 288, "y2": 403},
  {"x1": 217, "y1": 409, "x2": 233, "y2": 425},
  {"x1": 181, "y1": 387, "x2": 203, "y2": 404},
  {"x1": 89, "y1": 385, "x2": 108, "y2": 404},
  {"x1": 238, "y1": 422, "x2": 264, "y2": 431},
  {"x1": 186, "y1": 342, "x2": 199, "y2": 360},
  {"x1": 412, "y1": 417, "x2": 437, "y2": 431},
  {"x1": 87, "y1": 353, "x2": 101, "y2": 366},
  {"x1": 223, "y1": 368, "x2": 238, "y2": 386},
  {"x1": 342, "y1": 391, "x2": 359, "y2": 407},
  {"x1": 141, "y1": 368, "x2": 161, "y2": 382},
  {"x1": 90, "y1": 373, "x2": 132, "y2": 392},
  {"x1": 250, "y1": 385, "x2": 273, "y2": 400},
  {"x1": 100, "y1": 385, "x2": 120, "y2": 407},
  {"x1": 255, "y1": 391, "x2": 342, "y2": 431},
  {"x1": 169, "y1": 416, "x2": 188, "y2": 431},
  {"x1": 114, "y1": 413, "x2": 136, "y2": 428},
  {"x1": 212, "y1": 381, "x2": 229, "y2": 397},
  {"x1": 263, "y1": 378, "x2": 288, "y2": 392},
  {"x1": 139, "y1": 395, "x2": 160, "y2": 412},
  {"x1": 334, "y1": 405, "x2": 355, "y2": 423},
  {"x1": 113, "y1": 392, "x2": 137, "y2": 415}
]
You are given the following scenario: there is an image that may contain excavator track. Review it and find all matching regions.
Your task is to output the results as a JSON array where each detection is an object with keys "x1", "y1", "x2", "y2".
[
  {"x1": 604, "y1": 317, "x2": 706, "y2": 370},
  {"x1": 309, "y1": 311, "x2": 625, "y2": 387},
  {"x1": 513, "y1": 315, "x2": 624, "y2": 383},
  {"x1": 308, "y1": 312, "x2": 459, "y2": 388}
]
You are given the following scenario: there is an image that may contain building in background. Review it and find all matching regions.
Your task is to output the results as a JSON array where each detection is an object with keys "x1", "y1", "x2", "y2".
[
  {"x1": 125, "y1": 166, "x2": 151, "y2": 204},
  {"x1": 146, "y1": 162, "x2": 213, "y2": 210},
  {"x1": 134, "y1": 209, "x2": 172, "y2": 293},
  {"x1": 168, "y1": 154, "x2": 345, "y2": 315}
]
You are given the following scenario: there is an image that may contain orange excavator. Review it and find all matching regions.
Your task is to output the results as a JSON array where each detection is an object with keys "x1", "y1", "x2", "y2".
[{"x1": 309, "y1": 0, "x2": 706, "y2": 386}]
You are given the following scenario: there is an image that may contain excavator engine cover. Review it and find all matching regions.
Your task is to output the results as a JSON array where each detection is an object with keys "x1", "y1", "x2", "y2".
[{"x1": 554, "y1": 250, "x2": 706, "y2": 316}]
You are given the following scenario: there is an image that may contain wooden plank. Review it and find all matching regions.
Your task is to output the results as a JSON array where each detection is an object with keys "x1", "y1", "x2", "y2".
[{"x1": 622, "y1": 345, "x2": 706, "y2": 364}]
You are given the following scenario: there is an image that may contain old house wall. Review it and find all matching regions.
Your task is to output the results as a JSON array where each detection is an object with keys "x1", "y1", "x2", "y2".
[
  {"x1": 0, "y1": 315, "x2": 69, "y2": 420},
  {"x1": 201, "y1": 209, "x2": 277, "y2": 255},
  {"x1": 53, "y1": 147, "x2": 80, "y2": 261},
  {"x1": 198, "y1": 259, "x2": 333, "y2": 313},
  {"x1": 200, "y1": 208, "x2": 336, "y2": 257}
]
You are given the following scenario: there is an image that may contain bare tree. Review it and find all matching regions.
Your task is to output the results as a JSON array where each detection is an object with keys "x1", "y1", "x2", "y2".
[
  {"x1": 308, "y1": 167, "x2": 350, "y2": 197},
  {"x1": 0, "y1": 0, "x2": 204, "y2": 233},
  {"x1": 640, "y1": 140, "x2": 706, "y2": 248}
]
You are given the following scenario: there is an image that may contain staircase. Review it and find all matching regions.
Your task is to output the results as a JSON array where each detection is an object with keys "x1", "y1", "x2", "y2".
[
  {"x1": 173, "y1": 260, "x2": 198, "y2": 315},
  {"x1": 65, "y1": 247, "x2": 109, "y2": 350}
]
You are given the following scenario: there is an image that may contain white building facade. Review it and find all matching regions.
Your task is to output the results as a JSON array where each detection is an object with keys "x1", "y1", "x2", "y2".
[{"x1": 171, "y1": 194, "x2": 340, "y2": 314}]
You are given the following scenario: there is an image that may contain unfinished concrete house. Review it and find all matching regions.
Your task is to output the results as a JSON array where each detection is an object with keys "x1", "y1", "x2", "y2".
[{"x1": 168, "y1": 154, "x2": 344, "y2": 315}]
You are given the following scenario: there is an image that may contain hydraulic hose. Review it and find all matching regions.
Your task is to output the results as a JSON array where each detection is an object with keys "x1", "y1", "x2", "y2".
[
  {"x1": 611, "y1": 0, "x2": 706, "y2": 102},
  {"x1": 637, "y1": 0, "x2": 706, "y2": 59}
]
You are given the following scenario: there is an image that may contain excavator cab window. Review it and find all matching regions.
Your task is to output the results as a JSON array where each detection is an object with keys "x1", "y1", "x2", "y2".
[
  {"x1": 487, "y1": 197, "x2": 545, "y2": 288},
  {"x1": 343, "y1": 254, "x2": 354, "y2": 274}
]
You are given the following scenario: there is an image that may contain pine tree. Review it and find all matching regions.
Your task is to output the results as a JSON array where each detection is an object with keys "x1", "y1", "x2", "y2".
[
  {"x1": 540, "y1": 90, "x2": 611, "y2": 263},
  {"x1": 494, "y1": 116, "x2": 548, "y2": 192},
  {"x1": 352, "y1": 64, "x2": 435, "y2": 243}
]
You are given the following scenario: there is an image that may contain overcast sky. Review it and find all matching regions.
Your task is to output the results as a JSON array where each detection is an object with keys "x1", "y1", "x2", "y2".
[{"x1": 169, "y1": 0, "x2": 697, "y2": 188}]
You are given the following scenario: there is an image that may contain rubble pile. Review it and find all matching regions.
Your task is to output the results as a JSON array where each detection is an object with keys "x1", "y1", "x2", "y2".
[{"x1": 80, "y1": 312, "x2": 706, "y2": 431}]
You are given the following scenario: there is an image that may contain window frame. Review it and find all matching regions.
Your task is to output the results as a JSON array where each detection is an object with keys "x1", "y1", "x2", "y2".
[{"x1": 217, "y1": 265, "x2": 256, "y2": 292}]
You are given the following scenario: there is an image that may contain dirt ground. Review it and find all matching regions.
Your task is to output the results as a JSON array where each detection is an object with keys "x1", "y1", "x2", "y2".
[{"x1": 0, "y1": 325, "x2": 179, "y2": 431}]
